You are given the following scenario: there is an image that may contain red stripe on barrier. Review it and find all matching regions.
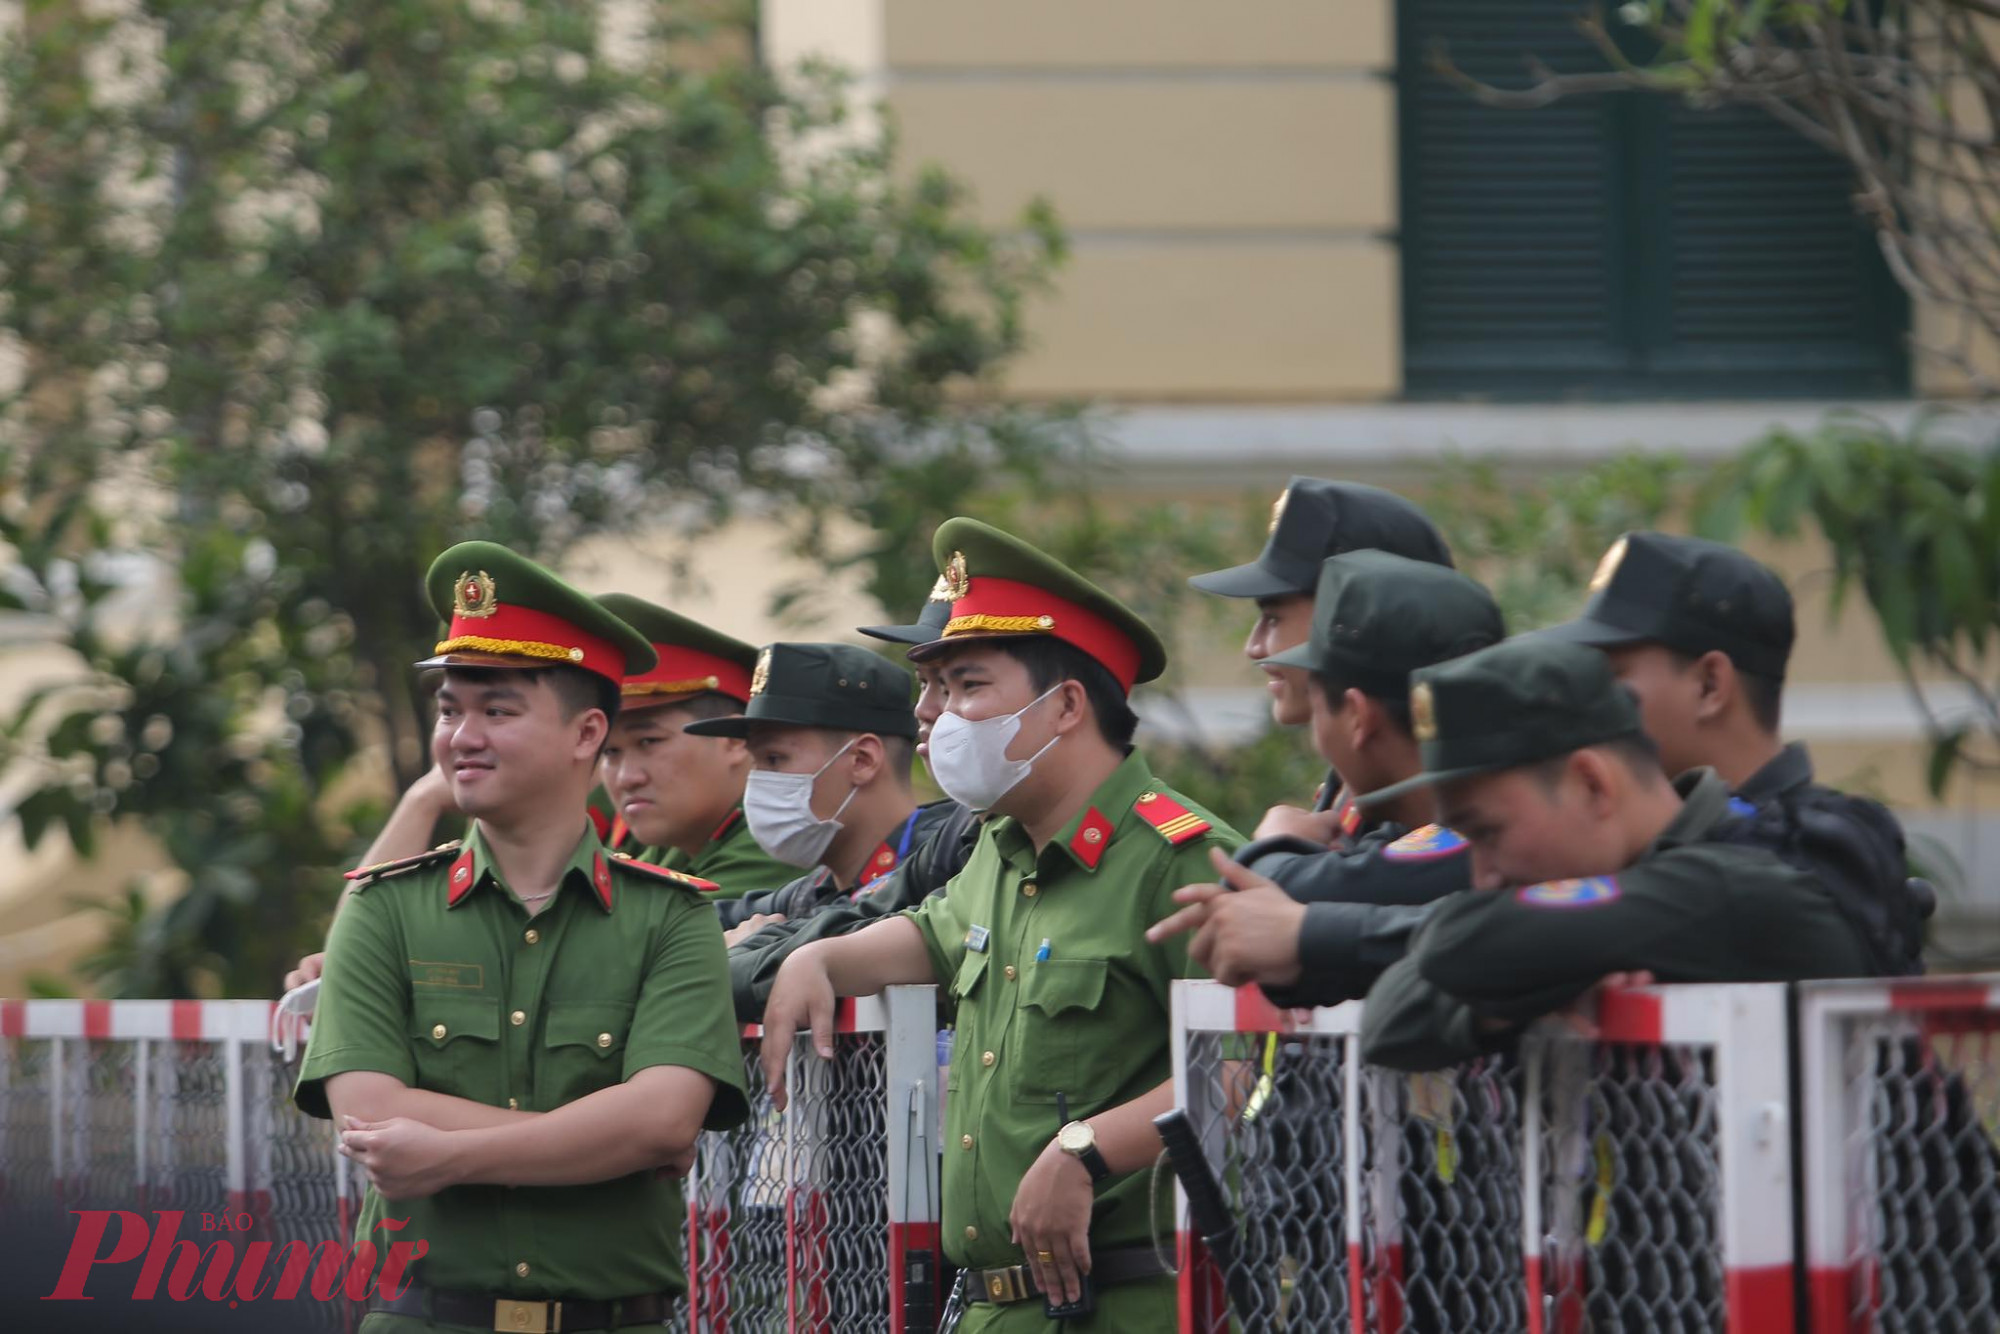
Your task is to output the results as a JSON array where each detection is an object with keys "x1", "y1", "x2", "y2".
[
  {"x1": 1232, "y1": 984, "x2": 1298, "y2": 1034},
  {"x1": 1178, "y1": 1231, "x2": 1226, "y2": 1331},
  {"x1": 834, "y1": 997, "x2": 858, "y2": 1034},
  {"x1": 1372, "y1": 1240, "x2": 1406, "y2": 1334},
  {"x1": 171, "y1": 1001, "x2": 203, "y2": 1042},
  {"x1": 1348, "y1": 1241, "x2": 1366, "y2": 1334},
  {"x1": 1525, "y1": 1255, "x2": 1544, "y2": 1334},
  {"x1": 0, "y1": 1001, "x2": 22, "y2": 1039},
  {"x1": 82, "y1": 1000, "x2": 111, "y2": 1041},
  {"x1": 1889, "y1": 982, "x2": 1993, "y2": 1012},
  {"x1": 740, "y1": 1022, "x2": 763, "y2": 1040},
  {"x1": 1593, "y1": 989, "x2": 1663, "y2": 1045},
  {"x1": 1807, "y1": 1264, "x2": 1866, "y2": 1334},
  {"x1": 888, "y1": 1220, "x2": 939, "y2": 1334},
  {"x1": 1726, "y1": 1263, "x2": 1793, "y2": 1332}
]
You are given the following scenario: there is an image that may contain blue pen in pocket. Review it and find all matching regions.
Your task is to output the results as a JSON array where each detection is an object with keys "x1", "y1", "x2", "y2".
[{"x1": 1035, "y1": 938, "x2": 1051, "y2": 963}]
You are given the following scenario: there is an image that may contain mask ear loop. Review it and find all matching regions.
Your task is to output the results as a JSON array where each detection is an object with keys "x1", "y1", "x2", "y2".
[
  {"x1": 813, "y1": 736, "x2": 863, "y2": 825},
  {"x1": 1013, "y1": 684, "x2": 1067, "y2": 769}
]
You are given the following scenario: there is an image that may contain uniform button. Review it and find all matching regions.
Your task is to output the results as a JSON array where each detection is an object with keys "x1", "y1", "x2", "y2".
[
  {"x1": 961, "y1": 1134, "x2": 974, "y2": 1150},
  {"x1": 981, "y1": 1050, "x2": 996, "y2": 1067},
  {"x1": 515, "y1": 1262, "x2": 530, "y2": 1277},
  {"x1": 597, "y1": 1032, "x2": 612, "y2": 1048},
  {"x1": 508, "y1": 1098, "x2": 519, "y2": 1110},
  {"x1": 1004, "y1": 965, "x2": 1017, "y2": 981},
  {"x1": 965, "y1": 1226, "x2": 978, "y2": 1241},
  {"x1": 431, "y1": 1024, "x2": 447, "y2": 1040},
  {"x1": 1021, "y1": 881, "x2": 1038, "y2": 898},
  {"x1": 523, "y1": 928, "x2": 540, "y2": 945},
  {"x1": 511, "y1": 1010, "x2": 526, "y2": 1026}
]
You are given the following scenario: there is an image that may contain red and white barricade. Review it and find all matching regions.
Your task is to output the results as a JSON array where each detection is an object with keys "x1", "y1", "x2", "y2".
[
  {"x1": 1171, "y1": 979, "x2": 1795, "y2": 1334},
  {"x1": 682, "y1": 984, "x2": 940, "y2": 1334},
  {"x1": 1798, "y1": 976, "x2": 2000, "y2": 1333}
]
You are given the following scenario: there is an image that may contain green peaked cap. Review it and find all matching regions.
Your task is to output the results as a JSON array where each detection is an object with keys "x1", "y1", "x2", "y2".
[
  {"x1": 596, "y1": 593, "x2": 758, "y2": 705},
  {"x1": 418, "y1": 540, "x2": 655, "y2": 684},
  {"x1": 906, "y1": 516, "x2": 1167, "y2": 691}
]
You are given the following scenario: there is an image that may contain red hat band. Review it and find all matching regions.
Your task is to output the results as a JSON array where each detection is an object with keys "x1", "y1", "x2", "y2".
[
  {"x1": 625, "y1": 645, "x2": 754, "y2": 704},
  {"x1": 434, "y1": 602, "x2": 624, "y2": 684},
  {"x1": 945, "y1": 576, "x2": 1141, "y2": 692}
]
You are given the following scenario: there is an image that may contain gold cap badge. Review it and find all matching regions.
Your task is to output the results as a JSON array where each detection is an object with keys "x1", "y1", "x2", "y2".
[
  {"x1": 938, "y1": 551, "x2": 971, "y2": 602},
  {"x1": 1268, "y1": 487, "x2": 1291, "y2": 536},
  {"x1": 1411, "y1": 681, "x2": 1438, "y2": 742},
  {"x1": 749, "y1": 646, "x2": 772, "y2": 698},
  {"x1": 1588, "y1": 537, "x2": 1629, "y2": 594},
  {"x1": 453, "y1": 570, "x2": 498, "y2": 619}
]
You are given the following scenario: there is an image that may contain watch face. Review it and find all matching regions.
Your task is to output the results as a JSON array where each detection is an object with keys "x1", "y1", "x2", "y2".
[{"x1": 1059, "y1": 1121, "x2": 1093, "y2": 1154}]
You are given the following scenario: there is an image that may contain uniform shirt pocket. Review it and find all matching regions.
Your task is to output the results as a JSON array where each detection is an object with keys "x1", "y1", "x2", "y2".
[
  {"x1": 407, "y1": 995, "x2": 503, "y2": 1104},
  {"x1": 540, "y1": 1000, "x2": 636, "y2": 1107},
  {"x1": 1013, "y1": 958, "x2": 1110, "y2": 1106},
  {"x1": 946, "y1": 951, "x2": 990, "y2": 1093}
]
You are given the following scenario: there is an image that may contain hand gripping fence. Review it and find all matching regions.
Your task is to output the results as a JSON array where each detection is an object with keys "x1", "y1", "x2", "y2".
[{"x1": 1168, "y1": 979, "x2": 1796, "y2": 1334}]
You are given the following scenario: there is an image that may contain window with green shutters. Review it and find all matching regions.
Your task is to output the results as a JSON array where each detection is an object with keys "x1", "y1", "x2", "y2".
[{"x1": 1397, "y1": 0, "x2": 1908, "y2": 399}]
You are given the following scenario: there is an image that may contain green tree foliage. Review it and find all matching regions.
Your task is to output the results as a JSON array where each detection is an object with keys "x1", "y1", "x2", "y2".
[{"x1": 0, "y1": 0, "x2": 1063, "y2": 995}]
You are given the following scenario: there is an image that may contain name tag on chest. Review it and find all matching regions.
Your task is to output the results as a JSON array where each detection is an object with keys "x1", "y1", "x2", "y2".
[{"x1": 409, "y1": 961, "x2": 485, "y2": 990}]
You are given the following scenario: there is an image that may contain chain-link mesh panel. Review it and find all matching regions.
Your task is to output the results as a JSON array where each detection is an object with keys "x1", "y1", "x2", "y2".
[
  {"x1": 1182, "y1": 1030, "x2": 1350, "y2": 1334},
  {"x1": 1, "y1": 1038, "x2": 57, "y2": 1209},
  {"x1": 790, "y1": 1031, "x2": 890, "y2": 1332},
  {"x1": 1539, "y1": 1040, "x2": 1722, "y2": 1334},
  {"x1": 677, "y1": 1038, "x2": 788, "y2": 1334},
  {"x1": 71, "y1": 1040, "x2": 141, "y2": 1212},
  {"x1": 158, "y1": 1040, "x2": 231, "y2": 1213},
  {"x1": 1357, "y1": 1057, "x2": 1526, "y2": 1333},
  {"x1": 1844, "y1": 1015, "x2": 2000, "y2": 1332},
  {"x1": 253, "y1": 1044, "x2": 354, "y2": 1333}
]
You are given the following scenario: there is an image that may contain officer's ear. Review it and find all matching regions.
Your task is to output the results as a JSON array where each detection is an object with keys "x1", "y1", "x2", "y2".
[
  {"x1": 1343, "y1": 688, "x2": 1385, "y2": 748},
  {"x1": 846, "y1": 732, "x2": 886, "y2": 785},
  {"x1": 1568, "y1": 747, "x2": 1625, "y2": 818},
  {"x1": 1048, "y1": 679, "x2": 1090, "y2": 736},
  {"x1": 1690, "y1": 650, "x2": 1736, "y2": 723}
]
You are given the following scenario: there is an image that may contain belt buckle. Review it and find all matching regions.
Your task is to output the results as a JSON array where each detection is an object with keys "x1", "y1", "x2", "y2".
[
  {"x1": 984, "y1": 1266, "x2": 1031, "y2": 1304},
  {"x1": 493, "y1": 1298, "x2": 557, "y2": 1333}
]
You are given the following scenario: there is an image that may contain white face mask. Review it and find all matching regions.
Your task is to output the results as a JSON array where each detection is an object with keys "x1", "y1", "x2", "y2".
[
  {"x1": 743, "y1": 737, "x2": 859, "y2": 867},
  {"x1": 926, "y1": 686, "x2": 1061, "y2": 812}
]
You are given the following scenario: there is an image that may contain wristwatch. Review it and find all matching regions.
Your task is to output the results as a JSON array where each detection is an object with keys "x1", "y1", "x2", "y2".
[{"x1": 1056, "y1": 1120, "x2": 1111, "y2": 1183}]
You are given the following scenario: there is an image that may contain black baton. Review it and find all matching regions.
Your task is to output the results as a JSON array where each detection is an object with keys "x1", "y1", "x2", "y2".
[{"x1": 1154, "y1": 1108, "x2": 1258, "y2": 1323}]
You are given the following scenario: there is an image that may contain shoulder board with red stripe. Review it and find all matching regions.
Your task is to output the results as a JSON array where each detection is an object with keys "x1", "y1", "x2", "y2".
[
  {"x1": 344, "y1": 842, "x2": 460, "y2": 885},
  {"x1": 1132, "y1": 790, "x2": 1211, "y2": 846},
  {"x1": 607, "y1": 851, "x2": 720, "y2": 893}
]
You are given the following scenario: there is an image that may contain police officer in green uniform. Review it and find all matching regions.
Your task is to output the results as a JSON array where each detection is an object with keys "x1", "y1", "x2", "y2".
[
  {"x1": 761, "y1": 518, "x2": 1242, "y2": 1330},
  {"x1": 1356, "y1": 637, "x2": 1878, "y2": 1072},
  {"x1": 295, "y1": 542, "x2": 749, "y2": 1332},
  {"x1": 680, "y1": 641, "x2": 958, "y2": 932},
  {"x1": 594, "y1": 593, "x2": 795, "y2": 894},
  {"x1": 1533, "y1": 531, "x2": 1929, "y2": 972},
  {"x1": 1149, "y1": 550, "x2": 1504, "y2": 1006}
]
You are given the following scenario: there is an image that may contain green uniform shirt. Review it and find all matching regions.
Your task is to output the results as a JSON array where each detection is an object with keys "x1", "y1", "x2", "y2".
[
  {"x1": 295, "y1": 822, "x2": 749, "y2": 1300},
  {"x1": 905, "y1": 751, "x2": 1240, "y2": 1273},
  {"x1": 649, "y1": 806, "x2": 793, "y2": 900},
  {"x1": 1360, "y1": 769, "x2": 1877, "y2": 1071}
]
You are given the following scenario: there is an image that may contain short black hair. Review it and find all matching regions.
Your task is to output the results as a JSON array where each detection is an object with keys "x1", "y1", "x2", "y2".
[
  {"x1": 1309, "y1": 671, "x2": 1413, "y2": 736},
  {"x1": 1665, "y1": 648, "x2": 1783, "y2": 734},
  {"x1": 990, "y1": 638, "x2": 1140, "y2": 752},
  {"x1": 534, "y1": 666, "x2": 622, "y2": 730}
]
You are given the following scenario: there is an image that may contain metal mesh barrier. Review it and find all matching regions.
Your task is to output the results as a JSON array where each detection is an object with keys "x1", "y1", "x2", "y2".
[
  {"x1": 1535, "y1": 1039, "x2": 1723, "y2": 1334},
  {"x1": 1173, "y1": 982, "x2": 1794, "y2": 1334},
  {"x1": 1801, "y1": 980, "x2": 2000, "y2": 1334},
  {"x1": 1358, "y1": 1060, "x2": 1526, "y2": 1334},
  {"x1": 1179, "y1": 1027, "x2": 1352, "y2": 1333}
]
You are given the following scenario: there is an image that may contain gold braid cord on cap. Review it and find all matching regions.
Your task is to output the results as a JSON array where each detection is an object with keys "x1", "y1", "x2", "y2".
[
  {"x1": 434, "y1": 634, "x2": 586, "y2": 664},
  {"x1": 946, "y1": 613, "x2": 1056, "y2": 636},
  {"x1": 624, "y1": 676, "x2": 721, "y2": 697}
]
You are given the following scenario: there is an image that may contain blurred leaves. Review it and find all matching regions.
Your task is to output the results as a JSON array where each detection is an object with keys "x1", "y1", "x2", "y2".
[{"x1": 0, "y1": 0, "x2": 1066, "y2": 995}]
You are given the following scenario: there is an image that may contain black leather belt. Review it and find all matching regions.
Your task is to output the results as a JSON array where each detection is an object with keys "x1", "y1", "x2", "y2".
[
  {"x1": 368, "y1": 1285, "x2": 673, "y2": 1331},
  {"x1": 966, "y1": 1246, "x2": 1172, "y2": 1305}
]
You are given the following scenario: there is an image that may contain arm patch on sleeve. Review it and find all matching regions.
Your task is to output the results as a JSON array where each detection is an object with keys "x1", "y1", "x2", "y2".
[
  {"x1": 1383, "y1": 824, "x2": 1467, "y2": 862},
  {"x1": 1514, "y1": 875, "x2": 1621, "y2": 909}
]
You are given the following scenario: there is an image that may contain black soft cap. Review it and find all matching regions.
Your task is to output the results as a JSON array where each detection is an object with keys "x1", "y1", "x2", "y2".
[
  {"x1": 1264, "y1": 550, "x2": 1505, "y2": 696},
  {"x1": 1357, "y1": 638, "x2": 1644, "y2": 807},
  {"x1": 858, "y1": 596, "x2": 953, "y2": 646},
  {"x1": 1536, "y1": 532, "x2": 1794, "y2": 679},
  {"x1": 682, "y1": 642, "x2": 917, "y2": 739},
  {"x1": 1189, "y1": 478, "x2": 1454, "y2": 600}
]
